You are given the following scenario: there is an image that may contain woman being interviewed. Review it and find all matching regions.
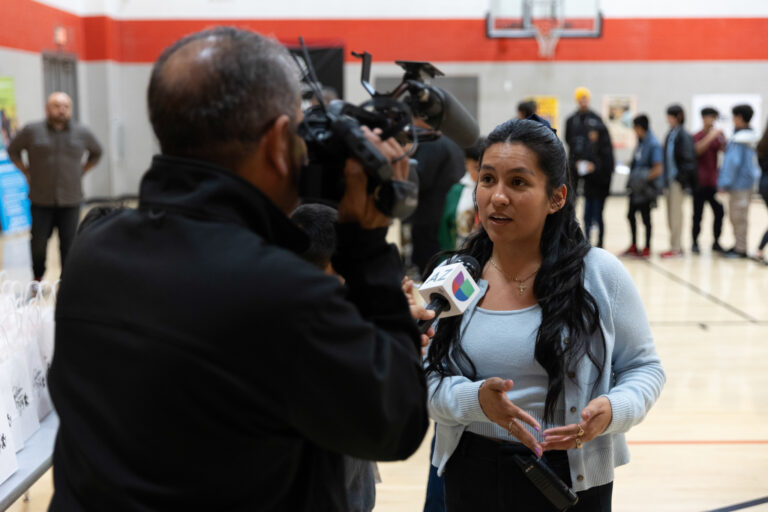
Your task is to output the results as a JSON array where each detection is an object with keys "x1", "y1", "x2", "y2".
[{"x1": 425, "y1": 117, "x2": 665, "y2": 511}]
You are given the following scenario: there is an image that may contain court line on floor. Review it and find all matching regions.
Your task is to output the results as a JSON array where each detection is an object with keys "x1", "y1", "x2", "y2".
[
  {"x1": 648, "y1": 320, "x2": 768, "y2": 327},
  {"x1": 628, "y1": 440, "x2": 768, "y2": 445},
  {"x1": 644, "y1": 260, "x2": 759, "y2": 324},
  {"x1": 703, "y1": 496, "x2": 768, "y2": 512}
]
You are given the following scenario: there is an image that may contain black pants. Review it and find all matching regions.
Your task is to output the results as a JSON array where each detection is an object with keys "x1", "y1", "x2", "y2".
[
  {"x1": 444, "y1": 432, "x2": 612, "y2": 512},
  {"x1": 691, "y1": 186, "x2": 723, "y2": 245},
  {"x1": 759, "y1": 177, "x2": 768, "y2": 251},
  {"x1": 627, "y1": 201, "x2": 652, "y2": 249},
  {"x1": 30, "y1": 204, "x2": 80, "y2": 280}
]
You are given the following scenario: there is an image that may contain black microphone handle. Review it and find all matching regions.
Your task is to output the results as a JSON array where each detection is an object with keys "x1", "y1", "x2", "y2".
[{"x1": 417, "y1": 295, "x2": 450, "y2": 335}]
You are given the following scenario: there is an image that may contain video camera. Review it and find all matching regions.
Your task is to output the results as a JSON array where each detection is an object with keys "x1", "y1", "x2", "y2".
[{"x1": 295, "y1": 43, "x2": 479, "y2": 219}]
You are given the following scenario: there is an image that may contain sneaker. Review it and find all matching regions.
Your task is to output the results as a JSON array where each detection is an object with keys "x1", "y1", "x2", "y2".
[
  {"x1": 722, "y1": 249, "x2": 748, "y2": 259},
  {"x1": 660, "y1": 250, "x2": 684, "y2": 259},
  {"x1": 620, "y1": 244, "x2": 639, "y2": 257},
  {"x1": 712, "y1": 241, "x2": 724, "y2": 253},
  {"x1": 691, "y1": 242, "x2": 700, "y2": 255},
  {"x1": 640, "y1": 247, "x2": 650, "y2": 258}
]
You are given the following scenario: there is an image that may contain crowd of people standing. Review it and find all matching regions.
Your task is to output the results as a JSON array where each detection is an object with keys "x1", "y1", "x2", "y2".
[
  {"x1": 424, "y1": 88, "x2": 767, "y2": 268},
  {"x1": 619, "y1": 102, "x2": 766, "y2": 263}
]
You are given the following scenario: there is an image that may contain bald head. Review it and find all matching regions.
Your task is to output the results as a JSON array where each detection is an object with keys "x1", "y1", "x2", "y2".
[
  {"x1": 46, "y1": 92, "x2": 72, "y2": 128},
  {"x1": 147, "y1": 27, "x2": 301, "y2": 170}
]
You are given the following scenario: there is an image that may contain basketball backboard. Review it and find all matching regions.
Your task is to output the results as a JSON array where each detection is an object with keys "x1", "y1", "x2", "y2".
[{"x1": 486, "y1": 0, "x2": 602, "y2": 57}]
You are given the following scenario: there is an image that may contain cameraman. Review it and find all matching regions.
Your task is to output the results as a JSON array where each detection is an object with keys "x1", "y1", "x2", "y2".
[{"x1": 48, "y1": 27, "x2": 428, "y2": 511}]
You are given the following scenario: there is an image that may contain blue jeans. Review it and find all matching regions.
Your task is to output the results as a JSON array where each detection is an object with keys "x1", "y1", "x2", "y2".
[
  {"x1": 583, "y1": 197, "x2": 606, "y2": 247},
  {"x1": 424, "y1": 424, "x2": 446, "y2": 512}
]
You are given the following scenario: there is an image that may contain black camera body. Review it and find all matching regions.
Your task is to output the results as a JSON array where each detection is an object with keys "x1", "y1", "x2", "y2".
[
  {"x1": 298, "y1": 94, "x2": 418, "y2": 219},
  {"x1": 296, "y1": 48, "x2": 479, "y2": 219}
]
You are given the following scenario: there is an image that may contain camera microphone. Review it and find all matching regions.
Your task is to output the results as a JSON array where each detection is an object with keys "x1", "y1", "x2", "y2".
[
  {"x1": 416, "y1": 255, "x2": 481, "y2": 334},
  {"x1": 412, "y1": 84, "x2": 480, "y2": 148}
]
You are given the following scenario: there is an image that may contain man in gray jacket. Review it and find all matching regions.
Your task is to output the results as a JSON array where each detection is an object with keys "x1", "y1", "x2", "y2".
[{"x1": 8, "y1": 92, "x2": 102, "y2": 280}]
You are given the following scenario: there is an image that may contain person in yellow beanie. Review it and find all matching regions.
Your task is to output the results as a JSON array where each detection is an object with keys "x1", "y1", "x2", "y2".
[{"x1": 565, "y1": 87, "x2": 615, "y2": 248}]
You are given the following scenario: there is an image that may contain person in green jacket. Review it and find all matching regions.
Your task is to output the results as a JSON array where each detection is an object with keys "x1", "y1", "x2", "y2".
[{"x1": 439, "y1": 140, "x2": 483, "y2": 251}]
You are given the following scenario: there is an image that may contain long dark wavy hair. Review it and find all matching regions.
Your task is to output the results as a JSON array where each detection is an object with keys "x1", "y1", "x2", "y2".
[{"x1": 424, "y1": 118, "x2": 606, "y2": 423}]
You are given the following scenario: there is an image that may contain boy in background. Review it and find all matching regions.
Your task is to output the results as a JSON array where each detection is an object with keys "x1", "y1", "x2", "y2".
[
  {"x1": 719, "y1": 104, "x2": 761, "y2": 258},
  {"x1": 692, "y1": 107, "x2": 726, "y2": 254},
  {"x1": 438, "y1": 140, "x2": 482, "y2": 251},
  {"x1": 622, "y1": 115, "x2": 663, "y2": 258}
]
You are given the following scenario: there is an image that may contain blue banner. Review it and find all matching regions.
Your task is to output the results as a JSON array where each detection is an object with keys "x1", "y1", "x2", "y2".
[{"x1": 0, "y1": 143, "x2": 31, "y2": 233}]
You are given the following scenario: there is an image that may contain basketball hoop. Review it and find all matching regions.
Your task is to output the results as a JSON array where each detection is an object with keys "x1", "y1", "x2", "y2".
[
  {"x1": 486, "y1": 0, "x2": 602, "y2": 56},
  {"x1": 533, "y1": 18, "x2": 561, "y2": 59}
]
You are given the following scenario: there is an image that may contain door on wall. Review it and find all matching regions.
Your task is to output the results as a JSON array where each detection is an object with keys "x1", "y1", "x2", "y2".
[
  {"x1": 42, "y1": 52, "x2": 79, "y2": 121},
  {"x1": 288, "y1": 46, "x2": 345, "y2": 102}
]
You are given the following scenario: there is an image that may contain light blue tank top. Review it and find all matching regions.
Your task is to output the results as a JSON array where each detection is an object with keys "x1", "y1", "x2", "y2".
[{"x1": 462, "y1": 305, "x2": 564, "y2": 443}]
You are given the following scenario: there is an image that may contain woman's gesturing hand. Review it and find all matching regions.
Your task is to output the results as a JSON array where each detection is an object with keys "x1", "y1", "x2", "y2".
[
  {"x1": 478, "y1": 377, "x2": 543, "y2": 458},
  {"x1": 541, "y1": 396, "x2": 612, "y2": 452}
]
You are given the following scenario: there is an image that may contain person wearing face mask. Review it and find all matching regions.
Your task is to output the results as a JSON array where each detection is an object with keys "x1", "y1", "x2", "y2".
[
  {"x1": 422, "y1": 117, "x2": 665, "y2": 511},
  {"x1": 48, "y1": 27, "x2": 428, "y2": 512}
]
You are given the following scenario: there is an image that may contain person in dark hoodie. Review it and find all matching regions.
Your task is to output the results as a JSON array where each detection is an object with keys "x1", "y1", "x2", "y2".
[
  {"x1": 565, "y1": 87, "x2": 614, "y2": 248},
  {"x1": 718, "y1": 104, "x2": 761, "y2": 258},
  {"x1": 48, "y1": 27, "x2": 428, "y2": 512}
]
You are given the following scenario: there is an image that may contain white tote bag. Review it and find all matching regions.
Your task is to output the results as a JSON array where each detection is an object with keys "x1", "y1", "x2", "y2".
[
  {"x1": 19, "y1": 293, "x2": 54, "y2": 420},
  {"x1": 0, "y1": 343, "x2": 40, "y2": 446},
  {"x1": 0, "y1": 394, "x2": 18, "y2": 485},
  {"x1": 25, "y1": 334, "x2": 53, "y2": 421}
]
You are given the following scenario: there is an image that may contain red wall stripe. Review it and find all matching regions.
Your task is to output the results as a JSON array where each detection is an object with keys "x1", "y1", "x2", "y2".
[
  {"x1": 0, "y1": 0, "x2": 84, "y2": 56},
  {"x1": 3, "y1": 1, "x2": 768, "y2": 63}
]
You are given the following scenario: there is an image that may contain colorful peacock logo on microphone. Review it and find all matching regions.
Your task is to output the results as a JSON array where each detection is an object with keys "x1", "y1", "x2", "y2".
[{"x1": 452, "y1": 272, "x2": 475, "y2": 301}]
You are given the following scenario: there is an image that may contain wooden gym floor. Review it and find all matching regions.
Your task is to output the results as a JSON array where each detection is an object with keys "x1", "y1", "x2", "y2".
[{"x1": 6, "y1": 194, "x2": 768, "y2": 512}]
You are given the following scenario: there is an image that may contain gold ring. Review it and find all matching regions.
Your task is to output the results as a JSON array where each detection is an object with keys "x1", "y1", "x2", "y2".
[
  {"x1": 508, "y1": 421, "x2": 515, "y2": 434},
  {"x1": 575, "y1": 438, "x2": 582, "y2": 449},
  {"x1": 576, "y1": 424, "x2": 584, "y2": 437}
]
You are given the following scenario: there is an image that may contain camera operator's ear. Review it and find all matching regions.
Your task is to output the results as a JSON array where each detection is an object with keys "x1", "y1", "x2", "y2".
[{"x1": 262, "y1": 114, "x2": 294, "y2": 179}]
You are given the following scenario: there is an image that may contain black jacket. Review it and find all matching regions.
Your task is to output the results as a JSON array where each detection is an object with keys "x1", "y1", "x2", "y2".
[
  {"x1": 564, "y1": 110, "x2": 614, "y2": 198},
  {"x1": 48, "y1": 155, "x2": 428, "y2": 511},
  {"x1": 663, "y1": 127, "x2": 697, "y2": 190},
  {"x1": 407, "y1": 136, "x2": 465, "y2": 273}
]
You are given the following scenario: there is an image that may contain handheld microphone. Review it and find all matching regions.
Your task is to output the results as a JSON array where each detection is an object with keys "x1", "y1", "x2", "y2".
[{"x1": 417, "y1": 255, "x2": 481, "y2": 334}]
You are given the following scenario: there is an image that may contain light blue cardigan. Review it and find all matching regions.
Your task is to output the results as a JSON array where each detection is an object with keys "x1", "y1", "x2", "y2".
[
  {"x1": 427, "y1": 248, "x2": 666, "y2": 492},
  {"x1": 718, "y1": 128, "x2": 761, "y2": 191}
]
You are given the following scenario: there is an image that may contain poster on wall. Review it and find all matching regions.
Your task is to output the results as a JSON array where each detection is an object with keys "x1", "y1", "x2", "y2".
[
  {"x1": 533, "y1": 96, "x2": 558, "y2": 135},
  {"x1": 0, "y1": 77, "x2": 19, "y2": 148},
  {"x1": 690, "y1": 94, "x2": 763, "y2": 139},
  {"x1": 601, "y1": 94, "x2": 637, "y2": 165},
  {"x1": 0, "y1": 77, "x2": 31, "y2": 234}
]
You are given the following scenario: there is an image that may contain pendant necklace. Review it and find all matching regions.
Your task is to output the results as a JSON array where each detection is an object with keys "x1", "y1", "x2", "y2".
[{"x1": 490, "y1": 258, "x2": 539, "y2": 296}]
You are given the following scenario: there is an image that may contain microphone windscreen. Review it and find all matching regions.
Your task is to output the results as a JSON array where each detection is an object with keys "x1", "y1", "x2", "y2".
[
  {"x1": 434, "y1": 87, "x2": 480, "y2": 148},
  {"x1": 449, "y1": 255, "x2": 481, "y2": 280}
]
